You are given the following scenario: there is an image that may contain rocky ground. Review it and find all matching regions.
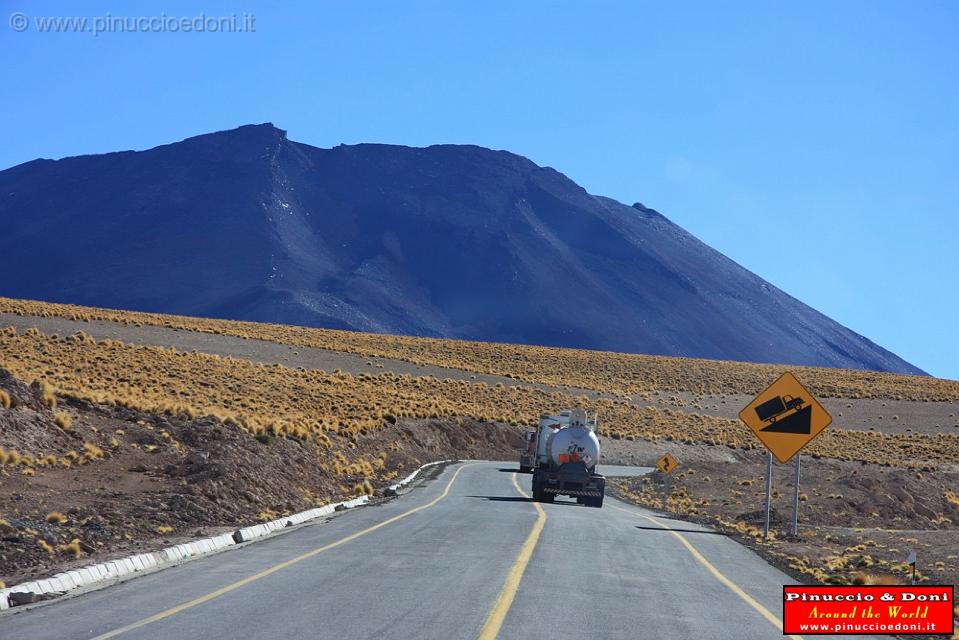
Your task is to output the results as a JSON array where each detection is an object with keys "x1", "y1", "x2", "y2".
[{"x1": 0, "y1": 368, "x2": 522, "y2": 586}]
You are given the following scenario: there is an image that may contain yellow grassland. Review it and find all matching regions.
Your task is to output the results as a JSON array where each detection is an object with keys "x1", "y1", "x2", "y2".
[
  {"x1": 0, "y1": 329, "x2": 957, "y2": 468},
  {"x1": 1, "y1": 297, "x2": 957, "y2": 402}
]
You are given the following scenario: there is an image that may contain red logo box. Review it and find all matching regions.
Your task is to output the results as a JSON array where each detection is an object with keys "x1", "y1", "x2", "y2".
[{"x1": 783, "y1": 585, "x2": 955, "y2": 636}]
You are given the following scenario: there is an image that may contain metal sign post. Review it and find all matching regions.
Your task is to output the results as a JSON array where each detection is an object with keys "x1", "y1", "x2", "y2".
[
  {"x1": 663, "y1": 473, "x2": 670, "y2": 510},
  {"x1": 763, "y1": 452, "x2": 773, "y2": 540},
  {"x1": 791, "y1": 454, "x2": 801, "y2": 536}
]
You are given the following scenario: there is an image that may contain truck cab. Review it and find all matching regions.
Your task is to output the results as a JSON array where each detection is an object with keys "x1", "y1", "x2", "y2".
[{"x1": 519, "y1": 429, "x2": 537, "y2": 473}]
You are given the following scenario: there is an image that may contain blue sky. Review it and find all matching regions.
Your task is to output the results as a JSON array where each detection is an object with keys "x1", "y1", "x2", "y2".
[{"x1": 2, "y1": 1, "x2": 957, "y2": 379}]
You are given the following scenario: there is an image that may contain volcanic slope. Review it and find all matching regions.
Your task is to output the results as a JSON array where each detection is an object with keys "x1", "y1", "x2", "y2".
[{"x1": 0, "y1": 123, "x2": 923, "y2": 374}]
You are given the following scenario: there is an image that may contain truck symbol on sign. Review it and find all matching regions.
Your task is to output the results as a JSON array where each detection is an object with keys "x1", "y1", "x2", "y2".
[{"x1": 754, "y1": 395, "x2": 805, "y2": 423}]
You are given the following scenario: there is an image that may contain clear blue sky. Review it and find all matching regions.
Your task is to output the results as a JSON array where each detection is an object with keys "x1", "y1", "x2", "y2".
[{"x1": 2, "y1": 1, "x2": 956, "y2": 379}]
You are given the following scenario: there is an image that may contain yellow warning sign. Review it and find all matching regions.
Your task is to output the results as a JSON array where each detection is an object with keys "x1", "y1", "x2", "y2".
[
  {"x1": 657, "y1": 452, "x2": 679, "y2": 475},
  {"x1": 739, "y1": 372, "x2": 832, "y2": 464}
]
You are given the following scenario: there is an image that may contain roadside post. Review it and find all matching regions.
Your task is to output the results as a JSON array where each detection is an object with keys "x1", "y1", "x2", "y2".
[
  {"x1": 791, "y1": 454, "x2": 801, "y2": 536},
  {"x1": 739, "y1": 372, "x2": 832, "y2": 539},
  {"x1": 763, "y1": 452, "x2": 773, "y2": 539},
  {"x1": 908, "y1": 550, "x2": 917, "y2": 585},
  {"x1": 656, "y1": 452, "x2": 679, "y2": 510}
]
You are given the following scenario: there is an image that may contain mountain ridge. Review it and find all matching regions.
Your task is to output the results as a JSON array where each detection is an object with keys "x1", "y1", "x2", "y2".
[{"x1": 0, "y1": 124, "x2": 925, "y2": 375}]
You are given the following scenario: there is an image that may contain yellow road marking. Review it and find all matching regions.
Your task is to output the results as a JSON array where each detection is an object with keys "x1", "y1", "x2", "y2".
[
  {"x1": 92, "y1": 463, "x2": 473, "y2": 640},
  {"x1": 477, "y1": 473, "x2": 546, "y2": 640},
  {"x1": 610, "y1": 504, "x2": 803, "y2": 640}
]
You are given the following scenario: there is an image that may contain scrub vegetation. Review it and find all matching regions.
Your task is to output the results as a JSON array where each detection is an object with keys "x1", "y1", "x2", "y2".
[
  {"x1": 1, "y1": 328, "x2": 957, "y2": 469},
  {"x1": 2, "y1": 297, "x2": 957, "y2": 402}
]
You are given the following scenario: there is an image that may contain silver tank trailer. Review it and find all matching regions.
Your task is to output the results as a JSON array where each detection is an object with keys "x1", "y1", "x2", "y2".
[{"x1": 545, "y1": 420, "x2": 600, "y2": 470}]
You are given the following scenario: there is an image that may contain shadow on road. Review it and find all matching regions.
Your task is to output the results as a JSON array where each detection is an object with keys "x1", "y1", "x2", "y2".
[
  {"x1": 466, "y1": 495, "x2": 585, "y2": 508},
  {"x1": 497, "y1": 468, "x2": 524, "y2": 473},
  {"x1": 635, "y1": 525, "x2": 726, "y2": 536}
]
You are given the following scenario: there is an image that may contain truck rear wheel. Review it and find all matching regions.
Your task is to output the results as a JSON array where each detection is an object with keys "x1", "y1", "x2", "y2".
[{"x1": 592, "y1": 494, "x2": 604, "y2": 508}]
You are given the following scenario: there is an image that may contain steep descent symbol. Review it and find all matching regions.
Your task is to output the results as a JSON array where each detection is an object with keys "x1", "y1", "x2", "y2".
[
  {"x1": 754, "y1": 394, "x2": 812, "y2": 434},
  {"x1": 755, "y1": 395, "x2": 805, "y2": 423},
  {"x1": 760, "y1": 405, "x2": 812, "y2": 434}
]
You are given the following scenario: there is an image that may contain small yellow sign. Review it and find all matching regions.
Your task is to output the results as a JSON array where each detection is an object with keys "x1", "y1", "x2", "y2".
[
  {"x1": 739, "y1": 372, "x2": 832, "y2": 464},
  {"x1": 657, "y1": 452, "x2": 679, "y2": 475}
]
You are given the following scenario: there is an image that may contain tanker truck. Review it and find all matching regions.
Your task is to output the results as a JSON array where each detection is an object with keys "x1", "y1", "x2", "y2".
[{"x1": 530, "y1": 409, "x2": 605, "y2": 507}]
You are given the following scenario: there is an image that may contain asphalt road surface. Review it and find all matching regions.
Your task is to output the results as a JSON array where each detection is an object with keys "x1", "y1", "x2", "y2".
[{"x1": 0, "y1": 462, "x2": 870, "y2": 640}]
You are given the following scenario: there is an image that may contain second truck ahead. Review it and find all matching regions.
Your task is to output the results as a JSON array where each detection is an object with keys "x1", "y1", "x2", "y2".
[{"x1": 525, "y1": 409, "x2": 605, "y2": 508}]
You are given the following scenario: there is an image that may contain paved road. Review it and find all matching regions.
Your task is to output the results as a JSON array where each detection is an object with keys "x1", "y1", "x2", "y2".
[{"x1": 0, "y1": 462, "x2": 868, "y2": 640}]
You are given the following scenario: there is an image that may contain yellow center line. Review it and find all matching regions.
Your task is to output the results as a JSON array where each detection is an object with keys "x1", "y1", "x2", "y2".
[
  {"x1": 610, "y1": 503, "x2": 803, "y2": 640},
  {"x1": 92, "y1": 463, "x2": 473, "y2": 640},
  {"x1": 477, "y1": 472, "x2": 546, "y2": 640}
]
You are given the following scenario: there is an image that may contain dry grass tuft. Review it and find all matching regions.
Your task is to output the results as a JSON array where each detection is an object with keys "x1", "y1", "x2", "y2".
[
  {"x1": 39, "y1": 380, "x2": 57, "y2": 409},
  {"x1": 354, "y1": 480, "x2": 374, "y2": 496},
  {"x1": 45, "y1": 511, "x2": 67, "y2": 524},
  {"x1": 851, "y1": 571, "x2": 900, "y2": 585},
  {"x1": 54, "y1": 411, "x2": 72, "y2": 430},
  {"x1": 58, "y1": 539, "x2": 83, "y2": 558},
  {"x1": 82, "y1": 442, "x2": 105, "y2": 460},
  {"x1": 257, "y1": 508, "x2": 279, "y2": 522},
  {"x1": 0, "y1": 388, "x2": 10, "y2": 409}
]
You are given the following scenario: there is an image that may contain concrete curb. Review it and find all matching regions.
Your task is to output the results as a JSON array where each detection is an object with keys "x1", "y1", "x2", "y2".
[
  {"x1": 386, "y1": 459, "x2": 455, "y2": 496},
  {"x1": 0, "y1": 459, "x2": 452, "y2": 611}
]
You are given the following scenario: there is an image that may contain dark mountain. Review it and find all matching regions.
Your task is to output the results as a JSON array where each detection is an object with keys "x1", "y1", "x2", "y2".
[{"x1": 0, "y1": 124, "x2": 924, "y2": 374}]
